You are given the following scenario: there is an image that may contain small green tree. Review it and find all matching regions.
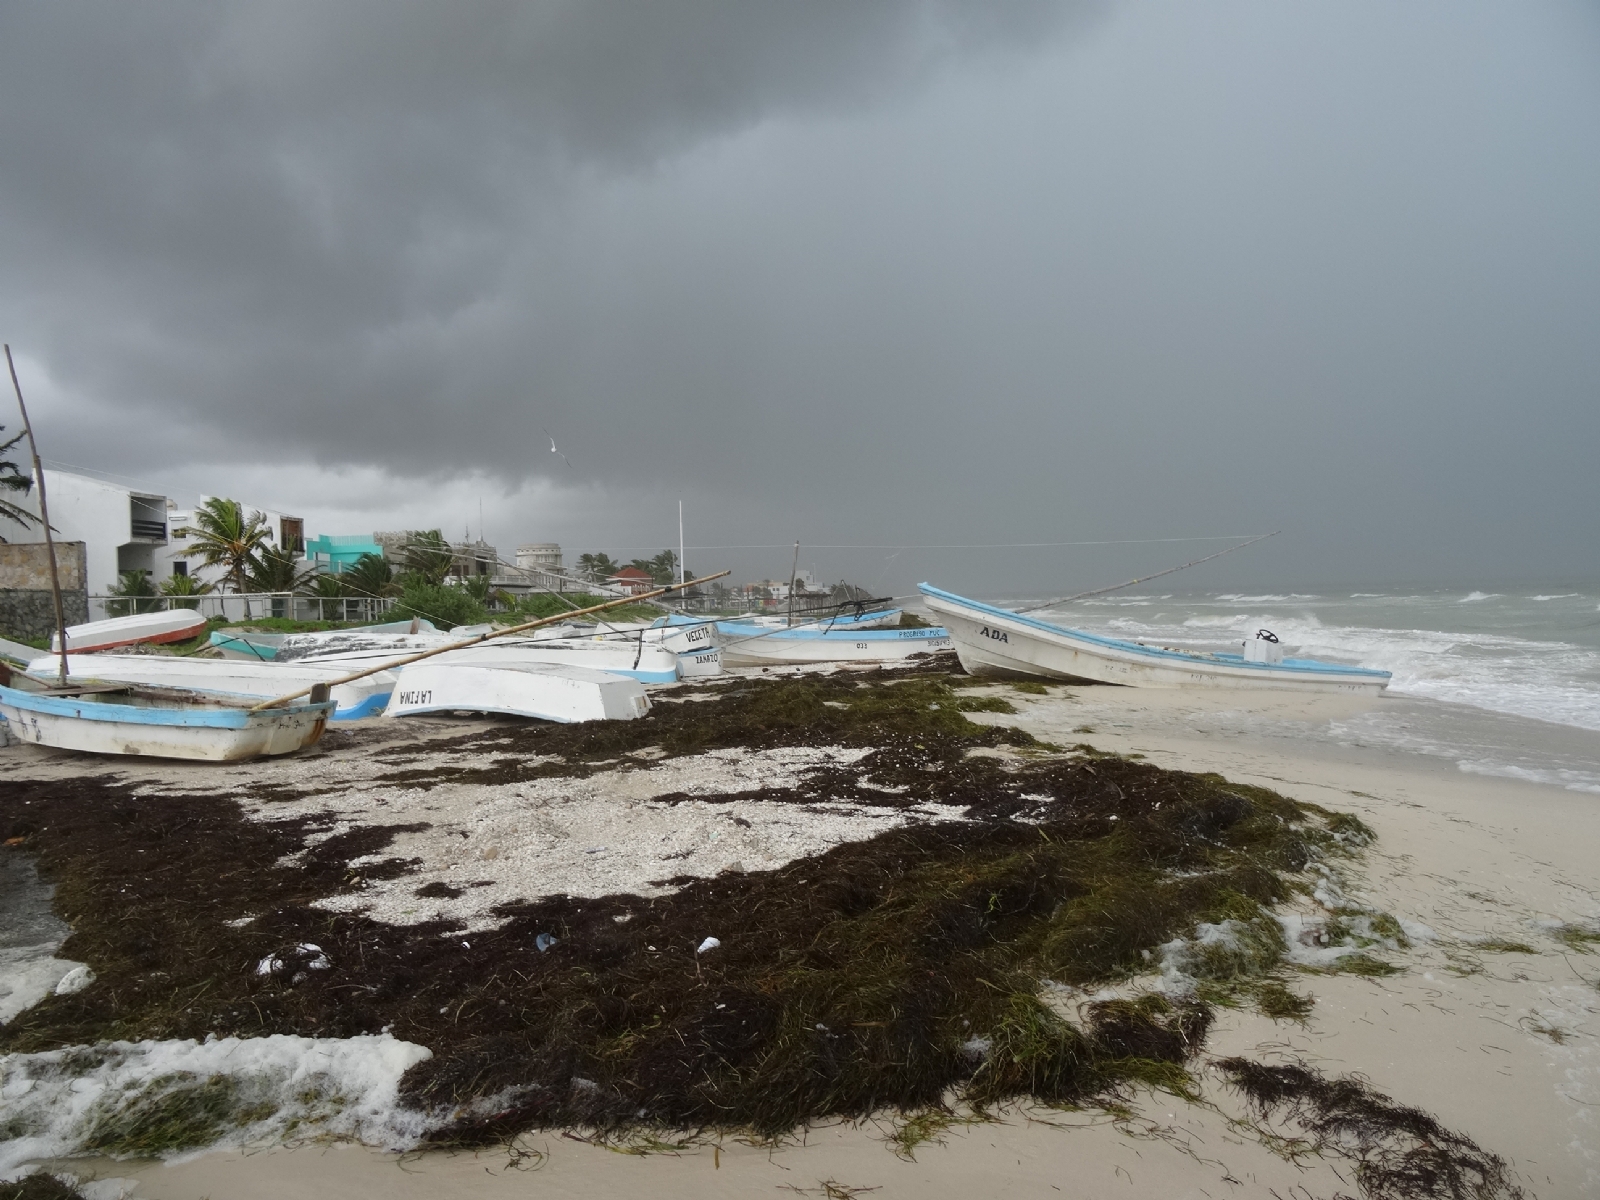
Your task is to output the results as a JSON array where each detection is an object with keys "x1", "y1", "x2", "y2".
[
  {"x1": 107, "y1": 570, "x2": 160, "y2": 616},
  {"x1": 187, "y1": 497, "x2": 271, "y2": 594},
  {"x1": 159, "y1": 571, "x2": 214, "y2": 610},
  {"x1": 393, "y1": 579, "x2": 486, "y2": 631},
  {"x1": 0, "y1": 424, "x2": 41, "y2": 533}
]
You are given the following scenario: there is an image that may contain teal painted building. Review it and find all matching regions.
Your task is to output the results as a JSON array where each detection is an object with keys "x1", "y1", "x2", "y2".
[{"x1": 306, "y1": 534, "x2": 383, "y2": 574}]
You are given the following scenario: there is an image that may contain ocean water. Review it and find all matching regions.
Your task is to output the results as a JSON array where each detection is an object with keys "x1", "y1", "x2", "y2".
[{"x1": 1024, "y1": 588, "x2": 1600, "y2": 795}]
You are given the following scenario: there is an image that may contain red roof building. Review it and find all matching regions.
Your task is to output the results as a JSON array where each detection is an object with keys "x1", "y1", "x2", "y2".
[{"x1": 607, "y1": 566, "x2": 655, "y2": 595}]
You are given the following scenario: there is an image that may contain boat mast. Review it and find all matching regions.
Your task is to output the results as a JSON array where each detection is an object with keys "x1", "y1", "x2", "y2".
[
  {"x1": 786, "y1": 540, "x2": 800, "y2": 628},
  {"x1": 4, "y1": 345, "x2": 69, "y2": 685},
  {"x1": 678, "y1": 499, "x2": 685, "y2": 589}
]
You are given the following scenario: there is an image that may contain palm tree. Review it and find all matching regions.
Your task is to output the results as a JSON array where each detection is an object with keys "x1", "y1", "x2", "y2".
[
  {"x1": 246, "y1": 545, "x2": 313, "y2": 617},
  {"x1": 0, "y1": 424, "x2": 41, "y2": 533},
  {"x1": 629, "y1": 550, "x2": 678, "y2": 585},
  {"x1": 341, "y1": 553, "x2": 399, "y2": 601},
  {"x1": 246, "y1": 544, "x2": 312, "y2": 593},
  {"x1": 302, "y1": 573, "x2": 346, "y2": 621},
  {"x1": 107, "y1": 570, "x2": 160, "y2": 616},
  {"x1": 576, "y1": 552, "x2": 618, "y2": 582},
  {"x1": 159, "y1": 571, "x2": 215, "y2": 610},
  {"x1": 402, "y1": 530, "x2": 454, "y2": 585},
  {"x1": 188, "y1": 497, "x2": 271, "y2": 594},
  {"x1": 462, "y1": 572, "x2": 509, "y2": 610}
]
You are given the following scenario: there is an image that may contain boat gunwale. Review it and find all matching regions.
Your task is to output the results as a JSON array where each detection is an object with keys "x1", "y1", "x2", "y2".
[
  {"x1": 714, "y1": 623, "x2": 949, "y2": 643},
  {"x1": 0, "y1": 682, "x2": 334, "y2": 727}
]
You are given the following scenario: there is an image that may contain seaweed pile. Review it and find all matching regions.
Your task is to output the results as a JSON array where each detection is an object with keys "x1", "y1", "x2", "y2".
[{"x1": 0, "y1": 671, "x2": 1490, "y2": 1187}]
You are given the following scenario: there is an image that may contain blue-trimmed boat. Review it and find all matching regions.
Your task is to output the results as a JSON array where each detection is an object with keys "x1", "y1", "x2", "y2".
[
  {"x1": 0, "y1": 676, "x2": 333, "y2": 760},
  {"x1": 919, "y1": 584, "x2": 1390, "y2": 694}
]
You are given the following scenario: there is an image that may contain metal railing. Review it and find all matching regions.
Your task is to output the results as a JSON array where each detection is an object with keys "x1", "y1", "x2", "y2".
[{"x1": 87, "y1": 592, "x2": 397, "y2": 624}]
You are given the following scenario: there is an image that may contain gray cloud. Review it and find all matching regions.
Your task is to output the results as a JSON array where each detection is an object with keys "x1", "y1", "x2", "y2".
[{"x1": 2, "y1": 1, "x2": 1596, "y2": 593}]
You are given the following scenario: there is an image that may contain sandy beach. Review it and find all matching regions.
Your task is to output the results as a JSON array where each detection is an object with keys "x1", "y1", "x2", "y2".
[{"x1": 4, "y1": 671, "x2": 1599, "y2": 1198}]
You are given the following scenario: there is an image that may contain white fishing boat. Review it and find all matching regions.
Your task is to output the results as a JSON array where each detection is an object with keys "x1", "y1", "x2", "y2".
[
  {"x1": 715, "y1": 621, "x2": 952, "y2": 667},
  {"x1": 580, "y1": 617, "x2": 723, "y2": 677},
  {"x1": 52, "y1": 609, "x2": 207, "y2": 654},
  {"x1": 24, "y1": 654, "x2": 395, "y2": 719},
  {"x1": 0, "y1": 671, "x2": 332, "y2": 760},
  {"x1": 385, "y1": 661, "x2": 651, "y2": 723},
  {"x1": 286, "y1": 636, "x2": 683, "y2": 685},
  {"x1": 919, "y1": 584, "x2": 1391, "y2": 694}
]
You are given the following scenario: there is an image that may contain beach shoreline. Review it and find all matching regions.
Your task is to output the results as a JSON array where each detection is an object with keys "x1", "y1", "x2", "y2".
[{"x1": 4, "y1": 671, "x2": 1598, "y2": 1198}]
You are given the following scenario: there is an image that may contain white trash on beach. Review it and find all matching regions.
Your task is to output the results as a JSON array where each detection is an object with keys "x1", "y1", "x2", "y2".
[{"x1": 696, "y1": 936, "x2": 721, "y2": 955}]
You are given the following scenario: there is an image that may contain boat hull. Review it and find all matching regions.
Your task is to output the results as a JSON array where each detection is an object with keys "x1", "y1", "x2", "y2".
[
  {"x1": 385, "y1": 662, "x2": 651, "y2": 723},
  {"x1": 54, "y1": 610, "x2": 207, "y2": 654},
  {"x1": 292, "y1": 639, "x2": 683, "y2": 685},
  {"x1": 919, "y1": 585, "x2": 1390, "y2": 695},
  {"x1": 0, "y1": 685, "x2": 331, "y2": 760},
  {"x1": 26, "y1": 654, "x2": 393, "y2": 719},
  {"x1": 715, "y1": 623, "x2": 953, "y2": 667}
]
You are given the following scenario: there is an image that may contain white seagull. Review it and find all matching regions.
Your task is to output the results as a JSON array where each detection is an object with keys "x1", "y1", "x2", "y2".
[{"x1": 543, "y1": 428, "x2": 572, "y2": 468}]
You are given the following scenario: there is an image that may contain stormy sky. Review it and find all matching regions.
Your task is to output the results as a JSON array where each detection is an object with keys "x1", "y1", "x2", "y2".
[{"x1": 2, "y1": 1, "x2": 1597, "y2": 596}]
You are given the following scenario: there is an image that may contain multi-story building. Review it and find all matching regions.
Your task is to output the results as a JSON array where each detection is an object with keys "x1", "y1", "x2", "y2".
[{"x1": 0, "y1": 468, "x2": 170, "y2": 595}]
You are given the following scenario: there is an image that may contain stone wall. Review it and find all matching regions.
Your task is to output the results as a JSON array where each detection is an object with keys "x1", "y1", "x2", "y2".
[
  {"x1": 0, "y1": 542, "x2": 89, "y2": 641},
  {"x1": 0, "y1": 541, "x2": 86, "y2": 591}
]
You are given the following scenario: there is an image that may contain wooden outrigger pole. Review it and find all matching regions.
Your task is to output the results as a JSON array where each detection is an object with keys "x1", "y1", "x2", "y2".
[
  {"x1": 4, "y1": 345, "x2": 69, "y2": 685},
  {"x1": 248, "y1": 570, "x2": 731, "y2": 711}
]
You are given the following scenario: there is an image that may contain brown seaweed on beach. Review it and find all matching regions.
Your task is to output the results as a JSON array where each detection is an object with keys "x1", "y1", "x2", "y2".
[
  {"x1": 1, "y1": 672, "x2": 1361, "y2": 1146},
  {"x1": 1216, "y1": 1058, "x2": 1525, "y2": 1200}
]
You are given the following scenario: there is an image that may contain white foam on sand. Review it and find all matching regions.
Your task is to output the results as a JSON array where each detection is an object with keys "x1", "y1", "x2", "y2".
[
  {"x1": 0, "y1": 950, "x2": 88, "y2": 1027},
  {"x1": 234, "y1": 745, "x2": 968, "y2": 930},
  {"x1": 0, "y1": 1033, "x2": 433, "y2": 1181}
]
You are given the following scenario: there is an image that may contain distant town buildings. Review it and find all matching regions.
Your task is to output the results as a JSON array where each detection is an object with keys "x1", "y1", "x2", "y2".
[{"x1": 606, "y1": 566, "x2": 655, "y2": 595}]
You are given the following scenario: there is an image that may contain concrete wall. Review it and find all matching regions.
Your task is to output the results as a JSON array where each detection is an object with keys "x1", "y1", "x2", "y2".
[{"x1": 0, "y1": 541, "x2": 89, "y2": 641}]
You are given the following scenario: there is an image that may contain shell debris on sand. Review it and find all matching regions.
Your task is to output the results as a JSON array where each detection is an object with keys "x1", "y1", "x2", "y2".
[{"x1": 219, "y1": 745, "x2": 966, "y2": 931}]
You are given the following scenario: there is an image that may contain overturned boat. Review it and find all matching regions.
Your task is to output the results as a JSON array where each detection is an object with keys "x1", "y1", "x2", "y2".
[
  {"x1": 23, "y1": 653, "x2": 395, "y2": 719},
  {"x1": 919, "y1": 584, "x2": 1390, "y2": 694},
  {"x1": 53, "y1": 609, "x2": 207, "y2": 654},
  {"x1": 385, "y1": 661, "x2": 652, "y2": 723}
]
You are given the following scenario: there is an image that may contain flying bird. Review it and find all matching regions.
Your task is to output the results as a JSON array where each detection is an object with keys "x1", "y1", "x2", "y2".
[{"x1": 543, "y1": 428, "x2": 572, "y2": 468}]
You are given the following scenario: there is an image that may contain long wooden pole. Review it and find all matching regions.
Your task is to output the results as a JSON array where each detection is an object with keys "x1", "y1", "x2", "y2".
[
  {"x1": 248, "y1": 569, "x2": 730, "y2": 710},
  {"x1": 4, "y1": 345, "x2": 69, "y2": 685}
]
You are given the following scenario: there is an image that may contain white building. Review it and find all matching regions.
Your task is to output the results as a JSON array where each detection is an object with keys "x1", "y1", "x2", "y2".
[
  {"x1": 0, "y1": 468, "x2": 170, "y2": 595},
  {"x1": 0, "y1": 469, "x2": 309, "y2": 597}
]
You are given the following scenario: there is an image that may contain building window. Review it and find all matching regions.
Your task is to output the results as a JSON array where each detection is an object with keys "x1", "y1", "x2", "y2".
[{"x1": 173, "y1": 561, "x2": 188, "y2": 577}]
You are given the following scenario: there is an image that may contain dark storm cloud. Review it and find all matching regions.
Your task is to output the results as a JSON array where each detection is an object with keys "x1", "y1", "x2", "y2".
[
  {"x1": 0, "y1": 0, "x2": 1084, "y2": 466},
  {"x1": 2, "y1": 1, "x2": 1597, "y2": 591}
]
